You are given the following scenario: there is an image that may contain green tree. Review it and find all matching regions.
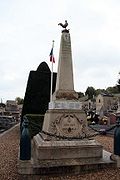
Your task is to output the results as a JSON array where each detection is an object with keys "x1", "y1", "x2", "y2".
[
  {"x1": 15, "y1": 97, "x2": 24, "y2": 104},
  {"x1": 95, "y1": 89, "x2": 107, "y2": 96},
  {"x1": 106, "y1": 86, "x2": 119, "y2": 94},
  {"x1": 85, "y1": 86, "x2": 96, "y2": 99},
  {"x1": 117, "y1": 80, "x2": 120, "y2": 92},
  {"x1": 77, "y1": 92, "x2": 84, "y2": 98},
  {"x1": 117, "y1": 72, "x2": 120, "y2": 92}
]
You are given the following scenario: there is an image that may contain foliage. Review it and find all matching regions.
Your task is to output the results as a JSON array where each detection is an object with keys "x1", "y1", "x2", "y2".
[
  {"x1": 106, "y1": 86, "x2": 119, "y2": 94},
  {"x1": 26, "y1": 114, "x2": 44, "y2": 138},
  {"x1": 117, "y1": 72, "x2": 120, "y2": 92},
  {"x1": 85, "y1": 86, "x2": 96, "y2": 99},
  {"x1": 77, "y1": 92, "x2": 84, "y2": 98},
  {"x1": 21, "y1": 63, "x2": 57, "y2": 119},
  {"x1": 117, "y1": 80, "x2": 120, "y2": 92},
  {"x1": 95, "y1": 89, "x2": 107, "y2": 96},
  {"x1": 15, "y1": 97, "x2": 24, "y2": 104},
  {"x1": 84, "y1": 72, "x2": 120, "y2": 98}
]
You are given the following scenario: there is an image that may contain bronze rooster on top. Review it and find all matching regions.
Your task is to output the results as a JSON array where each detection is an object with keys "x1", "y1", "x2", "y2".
[
  {"x1": 58, "y1": 20, "x2": 69, "y2": 33},
  {"x1": 58, "y1": 20, "x2": 68, "y2": 28}
]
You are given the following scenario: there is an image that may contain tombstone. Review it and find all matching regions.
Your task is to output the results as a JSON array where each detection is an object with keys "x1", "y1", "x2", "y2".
[{"x1": 18, "y1": 24, "x2": 116, "y2": 175}]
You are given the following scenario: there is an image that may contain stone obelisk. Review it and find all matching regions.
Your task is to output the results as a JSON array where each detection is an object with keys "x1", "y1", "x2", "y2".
[
  {"x1": 18, "y1": 22, "x2": 115, "y2": 176},
  {"x1": 40, "y1": 22, "x2": 88, "y2": 139},
  {"x1": 41, "y1": 24, "x2": 87, "y2": 138},
  {"x1": 31, "y1": 23, "x2": 105, "y2": 172},
  {"x1": 53, "y1": 31, "x2": 78, "y2": 100}
]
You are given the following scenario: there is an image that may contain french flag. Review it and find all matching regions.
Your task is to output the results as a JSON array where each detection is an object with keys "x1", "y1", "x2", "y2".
[{"x1": 49, "y1": 47, "x2": 55, "y2": 63}]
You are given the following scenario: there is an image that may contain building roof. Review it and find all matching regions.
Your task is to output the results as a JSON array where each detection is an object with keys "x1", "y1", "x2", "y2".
[
  {"x1": 6, "y1": 100, "x2": 17, "y2": 105},
  {"x1": 100, "y1": 93, "x2": 114, "y2": 97}
]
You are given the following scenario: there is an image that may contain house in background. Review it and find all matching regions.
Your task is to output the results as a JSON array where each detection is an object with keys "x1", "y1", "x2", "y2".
[
  {"x1": 0, "y1": 100, "x2": 22, "y2": 130},
  {"x1": 79, "y1": 95, "x2": 96, "y2": 112},
  {"x1": 5, "y1": 100, "x2": 21, "y2": 121},
  {"x1": 95, "y1": 93, "x2": 120, "y2": 124},
  {"x1": 96, "y1": 93, "x2": 118, "y2": 116}
]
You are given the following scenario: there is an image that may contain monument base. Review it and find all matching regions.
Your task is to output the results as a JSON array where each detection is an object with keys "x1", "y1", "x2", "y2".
[
  {"x1": 18, "y1": 134, "x2": 116, "y2": 175},
  {"x1": 32, "y1": 134, "x2": 103, "y2": 163},
  {"x1": 42, "y1": 109, "x2": 88, "y2": 140}
]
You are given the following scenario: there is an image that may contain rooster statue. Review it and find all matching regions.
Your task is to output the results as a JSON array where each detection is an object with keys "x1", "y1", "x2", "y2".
[
  {"x1": 58, "y1": 20, "x2": 68, "y2": 29},
  {"x1": 58, "y1": 20, "x2": 69, "y2": 32}
]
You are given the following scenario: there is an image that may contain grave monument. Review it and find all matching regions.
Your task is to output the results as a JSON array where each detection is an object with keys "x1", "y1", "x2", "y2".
[{"x1": 18, "y1": 21, "x2": 115, "y2": 175}]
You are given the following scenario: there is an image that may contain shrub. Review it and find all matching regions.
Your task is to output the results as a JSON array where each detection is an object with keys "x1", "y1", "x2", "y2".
[{"x1": 26, "y1": 114, "x2": 44, "y2": 138}]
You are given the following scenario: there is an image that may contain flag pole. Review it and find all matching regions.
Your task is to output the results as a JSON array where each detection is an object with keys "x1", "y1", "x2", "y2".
[{"x1": 50, "y1": 40, "x2": 54, "y2": 102}]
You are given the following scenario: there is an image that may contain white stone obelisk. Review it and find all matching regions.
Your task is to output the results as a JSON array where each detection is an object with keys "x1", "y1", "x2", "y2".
[
  {"x1": 53, "y1": 31, "x2": 78, "y2": 100},
  {"x1": 19, "y1": 24, "x2": 111, "y2": 176},
  {"x1": 43, "y1": 30, "x2": 85, "y2": 135}
]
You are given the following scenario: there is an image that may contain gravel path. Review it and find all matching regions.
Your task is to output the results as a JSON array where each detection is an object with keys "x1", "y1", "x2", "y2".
[
  {"x1": 0, "y1": 124, "x2": 21, "y2": 180},
  {"x1": 0, "y1": 124, "x2": 120, "y2": 180}
]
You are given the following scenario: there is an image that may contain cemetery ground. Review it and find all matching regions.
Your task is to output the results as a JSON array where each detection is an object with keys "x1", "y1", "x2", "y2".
[{"x1": 1, "y1": 124, "x2": 120, "y2": 180}]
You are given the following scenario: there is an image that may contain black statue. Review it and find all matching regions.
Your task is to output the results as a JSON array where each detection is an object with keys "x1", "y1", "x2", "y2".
[
  {"x1": 58, "y1": 20, "x2": 68, "y2": 28},
  {"x1": 58, "y1": 20, "x2": 69, "y2": 32}
]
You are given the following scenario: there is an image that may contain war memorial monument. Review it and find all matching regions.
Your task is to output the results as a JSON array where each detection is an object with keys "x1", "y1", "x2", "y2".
[{"x1": 18, "y1": 21, "x2": 115, "y2": 175}]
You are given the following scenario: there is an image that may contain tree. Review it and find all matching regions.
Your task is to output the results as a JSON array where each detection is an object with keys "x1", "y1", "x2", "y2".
[
  {"x1": 15, "y1": 97, "x2": 24, "y2": 105},
  {"x1": 106, "y1": 86, "x2": 119, "y2": 94},
  {"x1": 77, "y1": 92, "x2": 84, "y2": 98},
  {"x1": 117, "y1": 72, "x2": 120, "y2": 92},
  {"x1": 117, "y1": 80, "x2": 120, "y2": 92},
  {"x1": 85, "y1": 86, "x2": 96, "y2": 99},
  {"x1": 95, "y1": 89, "x2": 107, "y2": 96}
]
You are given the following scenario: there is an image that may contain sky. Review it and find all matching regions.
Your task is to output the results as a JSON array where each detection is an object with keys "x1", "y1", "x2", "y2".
[{"x1": 0, "y1": 0, "x2": 120, "y2": 103}]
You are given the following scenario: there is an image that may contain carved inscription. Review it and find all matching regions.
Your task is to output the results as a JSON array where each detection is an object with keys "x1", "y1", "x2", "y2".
[
  {"x1": 61, "y1": 115, "x2": 79, "y2": 135},
  {"x1": 51, "y1": 114, "x2": 84, "y2": 138}
]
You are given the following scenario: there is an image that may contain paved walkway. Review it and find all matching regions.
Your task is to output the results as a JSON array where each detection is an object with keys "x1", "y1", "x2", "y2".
[{"x1": 0, "y1": 124, "x2": 120, "y2": 180}]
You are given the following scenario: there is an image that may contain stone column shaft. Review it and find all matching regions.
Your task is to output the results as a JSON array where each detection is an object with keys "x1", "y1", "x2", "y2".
[{"x1": 54, "y1": 32, "x2": 78, "y2": 100}]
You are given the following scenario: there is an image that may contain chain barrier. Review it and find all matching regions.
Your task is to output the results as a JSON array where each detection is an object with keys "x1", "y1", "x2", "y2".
[
  {"x1": 41, "y1": 130, "x2": 87, "y2": 140},
  {"x1": 30, "y1": 120, "x2": 117, "y2": 140},
  {"x1": 29, "y1": 120, "x2": 41, "y2": 131},
  {"x1": 30, "y1": 121, "x2": 101, "y2": 140},
  {"x1": 29, "y1": 120, "x2": 117, "y2": 140},
  {"x1": 88, "y1": 124, "x2": 116, "y2": 135},
  {"x1": 105, "y1": 124, "x2": 116, "y2": 132}
]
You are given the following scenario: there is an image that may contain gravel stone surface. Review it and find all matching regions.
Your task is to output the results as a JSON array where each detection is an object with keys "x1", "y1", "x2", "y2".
[
  {"x1": 0, "y1": 124, "x2": 120, "y2": 180},
  {"x1": 0, "y1": 124, "x2": 21, "y2": 180}
]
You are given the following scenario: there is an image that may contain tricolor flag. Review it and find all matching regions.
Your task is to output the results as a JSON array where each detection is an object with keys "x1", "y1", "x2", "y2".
[{"x1": 49, "y1": 47, "x2": 55, "y2": 63}]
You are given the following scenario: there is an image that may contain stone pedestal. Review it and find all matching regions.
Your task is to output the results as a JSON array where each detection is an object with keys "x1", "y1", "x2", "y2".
[
  {"x1": 18, "y1": 138, "x2": 115, "y2": 175},
  {"x1": 30, "y1": 104, "x2": 116, "y2": 175},
  {"x1": 42, "y1": 108, "x2": 87, "y2": 140},
  {"x1": 33, "y1": 136, "x2": 103, "y2": 165}
]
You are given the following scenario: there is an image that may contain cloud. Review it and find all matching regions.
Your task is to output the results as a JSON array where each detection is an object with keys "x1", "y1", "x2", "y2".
[{"x1": 0, "y1": 0, "x2": 120, "y2": 102}]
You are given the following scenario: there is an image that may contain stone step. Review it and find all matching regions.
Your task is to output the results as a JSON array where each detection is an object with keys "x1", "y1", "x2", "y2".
[{"x1": 18, "y1": 150, "x2": 116, "y2": 175}]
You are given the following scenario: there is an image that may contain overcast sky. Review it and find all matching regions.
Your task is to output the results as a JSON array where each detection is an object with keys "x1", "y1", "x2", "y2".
[{"x1": 0, "y1": 0, "x2": 120, "y2": 103}]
